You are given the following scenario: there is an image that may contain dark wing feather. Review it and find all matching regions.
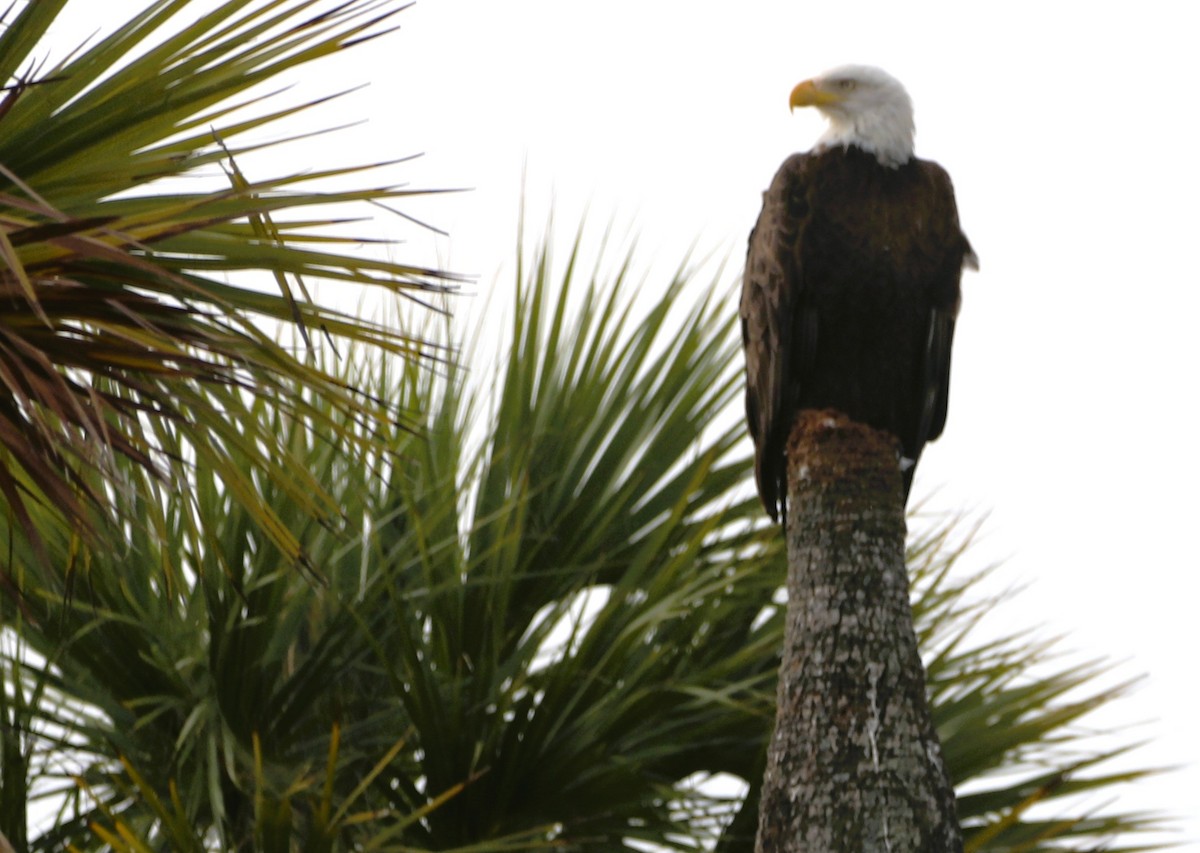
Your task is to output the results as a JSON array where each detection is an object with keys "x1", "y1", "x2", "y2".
[
  {"x1": 922, "y1": 308, "x2": 956, "y2": 445},
  {"x1": 906, "y1": 161, "x2": 973, "y2": 497},
  {"x1": 906, "y1": 307, "x2": 955, "y2": 499},
  {"x1": 741, "y1": 154, "x2": 812, "y2": 523}
]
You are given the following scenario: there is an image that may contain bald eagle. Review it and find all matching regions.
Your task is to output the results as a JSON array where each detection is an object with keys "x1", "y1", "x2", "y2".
[{"x1": 741, "y1": 65, "x2": 977, "y2": 523}]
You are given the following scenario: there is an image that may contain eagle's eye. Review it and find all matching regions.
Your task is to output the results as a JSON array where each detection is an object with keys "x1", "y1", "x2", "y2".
[{"x1": 836, "y1": 79, "x2": 857, "y2": 91}]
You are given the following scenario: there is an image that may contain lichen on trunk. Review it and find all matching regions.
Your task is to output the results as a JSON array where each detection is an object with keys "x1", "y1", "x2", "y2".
[{"x1": 755, "y1": 410, "x2": 961, "y2": 852}]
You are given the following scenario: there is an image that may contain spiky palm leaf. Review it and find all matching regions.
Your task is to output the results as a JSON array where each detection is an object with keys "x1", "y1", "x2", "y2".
[
  {"x1": 0, "y1": 231, "x2": 1167, "y2": 849},
  {"x1": 0, "y1": 0, "x2": 450, "y2": 568}
]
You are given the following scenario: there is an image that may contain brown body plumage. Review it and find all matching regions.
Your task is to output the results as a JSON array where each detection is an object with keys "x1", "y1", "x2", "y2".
[{"x1": 741, "y1": 143, "x2": 974, "y2": 523}]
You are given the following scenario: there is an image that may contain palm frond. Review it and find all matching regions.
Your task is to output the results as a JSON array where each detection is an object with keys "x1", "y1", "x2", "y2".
[{"x1": 0, "y1": 0, "x2": 453, "y2": 566}]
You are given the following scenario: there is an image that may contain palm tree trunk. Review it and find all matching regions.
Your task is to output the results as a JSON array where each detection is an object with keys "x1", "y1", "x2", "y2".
[{"x1": 755, "y1": 410, "x2": 961, "y2": 852}]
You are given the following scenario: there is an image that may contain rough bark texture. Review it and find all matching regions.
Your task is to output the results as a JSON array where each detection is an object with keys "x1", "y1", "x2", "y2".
[{"x1": 755, "y1": 410, "x2": 961, "y2": 853}]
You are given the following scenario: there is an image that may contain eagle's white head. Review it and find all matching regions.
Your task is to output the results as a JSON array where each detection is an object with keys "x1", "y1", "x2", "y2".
[{"x1": 790, "y1": 65, "x2": 915, "y2": 168}]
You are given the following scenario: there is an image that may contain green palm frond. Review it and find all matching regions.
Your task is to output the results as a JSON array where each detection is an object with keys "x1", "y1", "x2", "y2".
[
  {"x1": 0, "y1": 0, "x2": 452, "y2": 566},
  {"x1": 0, "y1": 227, "x2": 1168, "y2": 849}
]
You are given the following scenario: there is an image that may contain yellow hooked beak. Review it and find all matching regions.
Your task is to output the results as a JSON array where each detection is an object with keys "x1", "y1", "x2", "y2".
[{"x1": 789, "y1": 79, "x2": 842, "y2": 111}]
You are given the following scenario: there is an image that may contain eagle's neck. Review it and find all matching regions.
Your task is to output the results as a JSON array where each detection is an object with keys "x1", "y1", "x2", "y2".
[{"x1": 817, "y1": 101, "x2": 915, "y2": 169}]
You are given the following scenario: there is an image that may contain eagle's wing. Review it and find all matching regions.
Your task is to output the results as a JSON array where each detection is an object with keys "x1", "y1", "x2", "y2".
[
  {"x1": 909, "y1": 161, "x2": 975, "y2": 496},
  {"x1": 741, "y1": 154, "x2": 813, "y2": 523},
  {"x1": 922, "y1": 307, "x2": 956, "y2": 446}
]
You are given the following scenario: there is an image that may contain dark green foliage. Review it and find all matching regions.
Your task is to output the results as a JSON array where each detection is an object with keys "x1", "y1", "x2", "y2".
[
  {"x1": 0, "y1": 0, "x2": 451, "y2": 564},
  {"x1": 0, "y1": 230, "x2": 1166, "y2": 850}
]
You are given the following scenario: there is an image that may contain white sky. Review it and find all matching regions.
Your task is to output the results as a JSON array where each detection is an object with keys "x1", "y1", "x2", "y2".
[
  {"x1": 386, "y1": 4, "x2": 1200, "y2": 843},
  {"x1": 66, "y1": 0, "x2": 1200, "y2": 846}
]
